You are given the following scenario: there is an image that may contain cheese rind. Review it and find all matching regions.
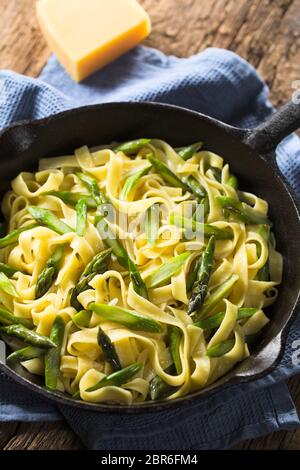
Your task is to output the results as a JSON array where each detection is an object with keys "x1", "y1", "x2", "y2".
[{"x1": 36, "y1": 0, "x2": 151, "y2": 82}]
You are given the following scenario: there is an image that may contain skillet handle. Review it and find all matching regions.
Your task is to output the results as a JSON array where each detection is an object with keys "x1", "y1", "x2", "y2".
[{"x1": 245, "y1": 97, "x2": 300, "y2": 154}]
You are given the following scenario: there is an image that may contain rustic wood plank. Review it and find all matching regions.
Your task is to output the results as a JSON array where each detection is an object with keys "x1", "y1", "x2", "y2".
[
  {"x1": 142, "y1": 0, "x2": 300, "y2": 106},
  {"x1": 0, "y1": 0, "x2": 299, "y2": 106},
  {"x1": 0, "y1": 0, "x2": 50, "y2": 77},
  {"x1": 3, "y1": 422, "x2": 82, "y2": 450},
  {"x1": 0, "y1": 0, "x2": 299, "y2": 450},
  {"x1": 257, "y1": 0, "x2": 300, "y2": 107},
  {"x1": 0, "y1": 423, "x2": 19, "y2": 448}
]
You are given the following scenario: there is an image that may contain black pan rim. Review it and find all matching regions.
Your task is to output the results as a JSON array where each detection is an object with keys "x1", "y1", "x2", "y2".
[
  {"x1": 0, "y1": 101, "x2": 245, "y2": 140},
  {"x1": 0, "y1": 100, "x2": 299, "y2": 413}
]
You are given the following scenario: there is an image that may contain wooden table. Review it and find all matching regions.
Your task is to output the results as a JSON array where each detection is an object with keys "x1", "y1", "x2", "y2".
[{"x1": 0, "y1": 0, "x2": 299, "y2": 450}]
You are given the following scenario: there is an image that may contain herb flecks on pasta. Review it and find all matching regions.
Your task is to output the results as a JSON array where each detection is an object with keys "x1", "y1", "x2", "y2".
[{"x1": 0, "y1": 139, "x2": 282, "y2": 404}]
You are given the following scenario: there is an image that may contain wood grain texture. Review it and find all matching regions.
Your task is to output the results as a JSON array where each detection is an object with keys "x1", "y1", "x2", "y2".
[
  {"x1": 1, "y1": 0, "x2": 300, "y2": 106},
  {"x1": 0, "y1": 0, "x2": 50, "y2": 77},
  {"x1": 0, "y1": 423, "x2": 18, "y2": 448},
  {"x1": 0, "y1": 0, "x2": 299, "y2": 451},
  {"x1": 2, "y1": 422, "x2": 83, "y2": 450}
]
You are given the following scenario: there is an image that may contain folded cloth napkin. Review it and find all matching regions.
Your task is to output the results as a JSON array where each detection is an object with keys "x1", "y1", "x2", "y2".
[{"x1": 0, "y1": 46, "x2": 300, "y2": 450}]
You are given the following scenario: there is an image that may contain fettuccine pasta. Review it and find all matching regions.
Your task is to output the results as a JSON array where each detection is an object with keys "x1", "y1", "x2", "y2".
[{"x1": 0, "y1": 139, "x2": 282, "y2": 404}]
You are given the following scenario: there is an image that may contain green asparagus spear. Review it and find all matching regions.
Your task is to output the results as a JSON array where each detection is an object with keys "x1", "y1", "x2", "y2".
[
  {"x1": 0, "y1": 223, "x2": 37, "y2": 248},
  {"x1": 227, "y1": 174, "x2": 239, "y2": 190},
  {"x1": 209, "y1": 167, "x2": 222, "y2": 182},
  {"x1": 90, "y1": 303, "x2": 163, "y2": 333},
  {"x1": 98, "y1": 327, "x2": 122, "y2": 372},
  {"x1": 176, "y1": 142, "x2": 203, "y2": 161},
  {"x1": 86, "y1": 362, "x2": 143, "y2": 392},
  {"x1": 193, "y1": 197, "x2": 209, "y2": 222},
  {"x1": 36, "y1": 261, "x2": 56, "y2": 297},
  {"x1": 206, "y1": 333, "x2": 258, "y2": 357},
  {"x1": 42, "y1": 191, "x2": 97, "y2": 209},
  {"x1": 85, "y1": 175, "x2": 147, "y2": 297},
  {"x1": 256, "y1": 224, "x2": 270, "y2": 281},
  {"x1": 28, "y1": 206, "x2": 74, "y2": 234},
  {"x1": 0, "y1": 272, "x2": 17, "y2": 297},
  {"x1": 96, "y1": 217, "x2": 129, "y2": 268},
  {"x1": 72, "y1": 310, "x2": 92, "y2": 328},
  {"x1": 186, "y1": 272, "x2": 196, "y2": 293},
  {"x1": 0, "y1": 304, "x2": 33, "y2": 328},
  {"x1": 183, "y1": 176, "x2": 206, "y2": 199},
  {"x1": 81, "y1": 248, "x2": 112, "y2": 278},
  {"x1": 96, "y1": 217, "x2": 148, "y2": 298},
  {"x1": 257, "y1": 261, "x2": 270, "y2": 281},
  {"x1": 193, "y1": 274, "x2": 239, "y2": 322},
  {"x1": 215, "y1": 196, "x2": 272, "y2": 226},
  {"x1": 223, "y1": 208, "x2": 236, "y2": 221},
  {"x1": 202, "y1": 195, "x2": 210, "y2": 219},
  {"x1": 76, "y1": 172, "x2": 109, "y2": 206},
  {"x1": 237, "y1": 307, "x2": 259, "y2": 320},
  {"x1": 147, "y1": 155, "x2": 189, "y2": 191},
  {"x1": 147, "y1": 154, "x2": 206, "y2": 199},
  {"x1": 195, "y1": 310, "x2": 225, "y2": 330},
  {"x1": 145, "y1": 252, "x2": 190, "y2": 288},
  {"x1": 0, "y1": 324, "x2": 56, "y2": 348},
  {"x1": 87, "y1": 180, "x2": 146, "y2": 296},
  {"x1": 114, "y1": 139, "x2": 151, "y2": 155},
  {"x1": 144, "y1": 203, "x2": 160, "y2": 246},
  {"x1": 35, "y1": 245, "x2": 64, "y2": 299},
  {"x1": 72, "y1": 390, "x2": 81, "y2": 400},
  {"x1": 168, "y1": 326, "x2": 182, "y2": 374},
  {"x1": 257, "y1": 261, "x2": 270, "y2": 282},
  {"x1": 170, "y1": 213, "x2": 233, "y2": 240},
  {"x1": 0, "y1": 262, "x2": 20, "y2": 278},
  {"x1": 127, "y1": 257, "x2": 148, "y2": 299},
  {"x1": 195, "y1": 307, "x2": 258, "y2": 329},
  {"x1": 186, "y1": 256, "x2": 202, "y2": 292},
  {"x1": 120, "y1": 166, "x2": 151, "y2": 200},
  {"x1": 149, "y1": 364, "x2": 175, "y2": 400},
  {"x1": 7, "y1": 346, "x2": 46, "y2": 364},
  {"x1": 75, "y1": 199, "x2": 87, "y2": 236},
  {"x1": 70, "y1": 249, "x2": 111, "y2": 311},
  {"x1": 70, "y1": 273, "x2": 94, "y2": 311},
  {"x1": 188, "y1": 236, "x2": 215, "y2": 314},
  {"x1": 206, "y1": 338, "x2": 235, "y2": 357},
  {"x1": 257, "y1": 224, "x2": 270, "y2": 241},
  {"x1": 45, "y1": 316, "x2": 65, "y2": 390}
]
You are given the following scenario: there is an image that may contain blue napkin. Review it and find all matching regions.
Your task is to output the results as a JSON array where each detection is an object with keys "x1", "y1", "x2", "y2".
[{"x1": 0, "y1": 46, "x2": 300, "y2": 450}]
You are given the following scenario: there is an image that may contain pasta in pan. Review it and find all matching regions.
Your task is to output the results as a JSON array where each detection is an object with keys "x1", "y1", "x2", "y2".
[{"x1": 0, "y1": 139, "x2": 282, "y2": 404}]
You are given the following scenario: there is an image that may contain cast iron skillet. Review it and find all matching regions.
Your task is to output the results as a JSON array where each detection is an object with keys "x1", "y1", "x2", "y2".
[{"x1": 0, "y1": 100, "x2": 299, "y2": 413}]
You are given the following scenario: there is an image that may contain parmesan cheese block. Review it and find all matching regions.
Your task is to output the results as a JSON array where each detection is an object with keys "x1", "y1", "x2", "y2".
[{"x1": 36, "y1": 0, "x2": 151, "y2": 82}]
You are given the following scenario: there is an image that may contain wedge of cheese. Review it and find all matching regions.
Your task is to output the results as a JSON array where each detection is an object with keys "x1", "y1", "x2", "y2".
[{"x1": 36, "y1": 0, "x2": 151, "y2": 82}]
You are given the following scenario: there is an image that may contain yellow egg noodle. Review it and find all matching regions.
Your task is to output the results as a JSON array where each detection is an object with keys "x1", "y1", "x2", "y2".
[{"x1": 0, "y1": 139, "x2": 283, "y2": 404}]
